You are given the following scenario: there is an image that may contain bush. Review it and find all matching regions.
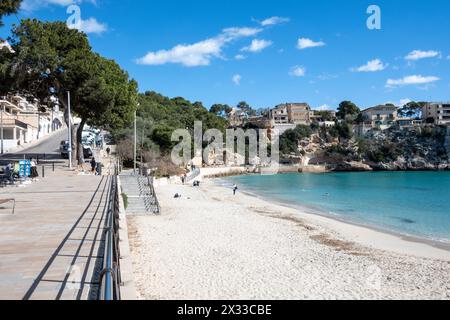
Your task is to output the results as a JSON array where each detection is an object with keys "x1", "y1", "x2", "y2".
[{"x1": 279, "y1": 125, "x2": 313, "y2": 155}]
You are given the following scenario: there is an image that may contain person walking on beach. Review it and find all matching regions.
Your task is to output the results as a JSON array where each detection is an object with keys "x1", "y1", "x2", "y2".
[
  {"x1": 90, "y1": 157, "x2": 97, "y2": 175},
  {"x1": 233, "y1": 184, "x2": 238, "y2": 196}
]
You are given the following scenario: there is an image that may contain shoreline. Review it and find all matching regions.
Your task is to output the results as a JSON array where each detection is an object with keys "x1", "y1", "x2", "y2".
[
  {"x1": 129, "y1": 177, "x2": 450, "y2": 300},
  {"x1": 210, "y1": 179, "x2": 450, "y2": 260},
  {"x1": 213, "y1": 179, "x2": 450, "y2": 253}
]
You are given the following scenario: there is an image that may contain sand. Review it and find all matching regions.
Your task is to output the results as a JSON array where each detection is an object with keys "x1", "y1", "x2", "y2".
[{"x1": 128, "y1": 179, "x2": 450, "y2": 300}]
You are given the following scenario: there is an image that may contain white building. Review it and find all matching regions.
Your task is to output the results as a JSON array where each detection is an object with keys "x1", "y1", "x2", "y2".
[{"x1": 0, "y1": 95, "x2": 64, "y2": 153}]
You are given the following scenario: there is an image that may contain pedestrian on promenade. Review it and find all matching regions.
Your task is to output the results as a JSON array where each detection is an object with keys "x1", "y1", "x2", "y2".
[
  {"x1": 5, "y1": 163, "x2": 14, "y2": 184},
  {"x1": 90, "y1": 157, "x2": 97, "y2": 175},
  {"x1": 30, "y1": 158, "x2": 39, "y2": 179},
  {"x1": 106, "y1": 147, "x2": 111, "y2": 157}
]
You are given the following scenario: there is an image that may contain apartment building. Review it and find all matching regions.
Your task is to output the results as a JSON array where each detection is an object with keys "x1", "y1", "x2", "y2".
[
  {"x1": 0, "y1": 95, "x2": 63, "y2": 153},
  {"x1": 421, "y1": 103, "x2": 450, "y2": 125},
  {"x1": 270, "y1": 103, "x2": 312, "y2": 125},
  {"x1": 228, "y1": 108, "x2": 248, "y2": 127},
  {"x1": 361, "y1": 105, "x2": 398, "y2": 130}
]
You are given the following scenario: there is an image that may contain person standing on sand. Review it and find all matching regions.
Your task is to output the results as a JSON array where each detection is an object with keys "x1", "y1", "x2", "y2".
[{"x1": 233, "y1": 184, "x2": 238, "y2": 195}]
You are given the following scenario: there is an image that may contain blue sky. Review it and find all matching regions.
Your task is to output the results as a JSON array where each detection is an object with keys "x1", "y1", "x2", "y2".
[{"x1": 1, "y1": 0, "x2": 450, "y2": 110}]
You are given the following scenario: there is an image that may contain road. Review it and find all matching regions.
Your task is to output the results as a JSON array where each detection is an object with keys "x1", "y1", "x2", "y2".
[{"x1": 0, "y1": 129, "x2": 68, "y2": 164}]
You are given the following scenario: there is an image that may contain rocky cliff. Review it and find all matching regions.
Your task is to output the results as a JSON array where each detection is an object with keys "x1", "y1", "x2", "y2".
[{"x1": 284, "y1": 125, "x2": 450, "y2": 172}]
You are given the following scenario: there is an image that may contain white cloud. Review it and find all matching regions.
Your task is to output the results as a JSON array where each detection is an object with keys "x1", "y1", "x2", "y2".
[
  {"x1": 137, "y1": 27, "x2": 262, "y2": 67},
  {"x1": 315, "y1": 104, "x2": 334, "y2": 111},
  {"x1": 222, "y1": 27, "x2": 263, "y2": 38},
  {"x1": 405, "y1": 50, "x2": 440, "y2": 61},
  {"x1": 21, "y1": 0, "x2": 96, "y2": 11},
  {"x1": 0, "y1": 41, "x2": 14, "y2": 53},
  {"x1": 399, "y1": 98, "x2": 412, "y2": 106},
  {"x1": 352, "y1": 59, "x2": 388, "y2": 72},
  {"x1": 235, "y1": 54, "x2": 246, "y2": 60},
  {"x1": 260, "y1": 16, "x2": 290, "y2": 26},
  {"x1": 447, "y1": 55, "x2": 450, "y2": 60},
  {"x1": 297, "y1": 38, "x2": 325, "y2": 50},
  {"x1": 386, "y1": 75, "x2": 440, "y2": 87},
  {"x1": 69, "y1": 17, "x2": 107, "y2": 34},
  {"x1": 232, "y1": 74, "x2": 241, "y2": 85},
  {"x1": 241, "y1": 39, "x2": 272, "y2": 53},
  {"x1": 289, "y1": 66, "x2": 306, "y2": 77}
]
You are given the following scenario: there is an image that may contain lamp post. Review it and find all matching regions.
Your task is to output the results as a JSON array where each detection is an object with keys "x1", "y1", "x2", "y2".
[
  {"x1": 134, "y1": 108, "x2": 137, "y2": 174},
  {"x1": 133, "y1": 103, "x2": 141, "y2": 175},
  {"x1": 67, "y1": 91, "x2": 72, "y2": 169}
]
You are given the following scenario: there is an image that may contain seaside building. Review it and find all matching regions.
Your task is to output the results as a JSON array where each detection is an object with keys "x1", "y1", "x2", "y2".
[
  {"x1": 228, "y1": 108, "x2": 247, "y2": 127},
  {"x1": 318, "y1": 121, "x2": 336, "y2": 128},
  {"x1": 247, "y1": 115, "x2": 273, "y2": 129},
  {"x1": 270, "y1": 103, "x2": 312, "y2": 125},
  {"x1": 421, "y1": 103, "x2": 450, "y2": 125},
  {"x1": 397, "y1": 118, "x2": 423, "y2": 129},
  {"x1": 361, "y1": 105, "x2": 398, "y2": 130}
]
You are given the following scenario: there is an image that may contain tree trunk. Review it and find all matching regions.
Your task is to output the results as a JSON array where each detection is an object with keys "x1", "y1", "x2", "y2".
[{"x1": 77, "y1": 118, "x2": 87, "y2": 164}]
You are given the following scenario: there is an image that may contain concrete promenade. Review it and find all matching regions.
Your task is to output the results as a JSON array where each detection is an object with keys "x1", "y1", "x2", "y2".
[{"x1": 0, "y1": 164, "x2": 111, "y2": 300}]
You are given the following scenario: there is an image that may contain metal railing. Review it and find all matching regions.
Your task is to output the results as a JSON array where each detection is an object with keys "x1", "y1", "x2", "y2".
[
  {"x1": 148, "y1": 175, "x2": 161, "y2": 214},
  {"x1": 99, "y1": 175, "x2": 122, "y2": 300},
  {"x1": 186, "y1": 168, "x2": 200, "y2": 183}
]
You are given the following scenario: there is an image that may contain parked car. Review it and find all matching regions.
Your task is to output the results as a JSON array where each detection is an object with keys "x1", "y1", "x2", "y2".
[{"x1": 60, "y1": 141, "x2": 69, "y2": 158}]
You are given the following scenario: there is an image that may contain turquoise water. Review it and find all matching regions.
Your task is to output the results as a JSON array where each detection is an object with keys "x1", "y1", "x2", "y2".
[{"x1": 223, "y1": 172, "x2": 450, "y2": 243}]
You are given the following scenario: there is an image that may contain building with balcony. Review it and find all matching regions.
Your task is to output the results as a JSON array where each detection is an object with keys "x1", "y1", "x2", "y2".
[
  {"x1": 0, "y1": 95, "x2": 64, "y2": 153},
  {"x1": 421, "y1": 103, "x2": 450, "y2": 125},
  {"x1": 361, "y1": 105, "x2": 398, "y2": 130},
  {"x1": 270, "y1": 103, "x2": 312, "y2": 125}
]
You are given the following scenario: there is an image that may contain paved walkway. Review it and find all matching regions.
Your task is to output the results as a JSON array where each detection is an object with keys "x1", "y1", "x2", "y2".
[{"x1": 0, "y1": 165, "x2": 112, "y2": 300}]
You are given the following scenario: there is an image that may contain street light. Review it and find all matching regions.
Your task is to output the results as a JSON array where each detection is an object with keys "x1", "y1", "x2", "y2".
[
  {"x1": 67, "y1": 91, "x2": 72, "y2": 169},
  {"x1": 134, "y1": 105, "x2": 138, "y2": 174}
]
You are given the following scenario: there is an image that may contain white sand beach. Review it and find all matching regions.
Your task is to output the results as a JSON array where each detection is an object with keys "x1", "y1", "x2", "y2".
[{"x1": 128, "y1": 179, "x2": 450, "y2": 300}]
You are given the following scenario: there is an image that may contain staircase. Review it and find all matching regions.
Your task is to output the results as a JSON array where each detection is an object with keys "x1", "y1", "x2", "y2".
[
  {"x1": 119, "y1": 171, "x2": 160, "y2": 215},
  {"x1": 185, "y1": 168, "x2": 200, "y2": 183}
]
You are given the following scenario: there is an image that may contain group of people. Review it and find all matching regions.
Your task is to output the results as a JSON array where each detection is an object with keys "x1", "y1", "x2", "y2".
[{"x1": 2, "y1": 158, "x2": 39, "y2": 184}]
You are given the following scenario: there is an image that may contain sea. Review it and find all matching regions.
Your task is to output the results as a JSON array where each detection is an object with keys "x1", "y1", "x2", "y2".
[{"x1": 222, "y1": 171, "x2": 450, "y2": 244}]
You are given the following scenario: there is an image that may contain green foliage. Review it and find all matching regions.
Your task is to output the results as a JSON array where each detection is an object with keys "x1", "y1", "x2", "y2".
[
  {"x1": 237, "y1": 101, "x2": 256, "y2": 116},
  {"x1": 329, "y1": 122, "x2": 352, "y2": 140},
  {"x1": 116, "y1": 91, "x2": 229, "y2": 154},
  {"x1": 280, "y1": 125, "x2": 313, "y2": 155},
  {"x1": 0, "y1": 0, "x2": 21, "y2": 27},
  {"x1": 316, "y1": 110, "x2": 335, "y2": 121},
  {"x1": 210, "y1": 103, "x2": 232, "y2": 116},
  {"x1": 397, "y1": 101, "x2": 423, "y2": 119},
  {"x1": 366, "y1": 142, "x2": 400, "y2": 163},
  {"x1": 2, "y1": 19, "x2": 137, "y2": 163},
  {"x1": 336, "y1": 101, "x2": 360, "y2": 120},
  {"x1": 325, "y1": 144, "x2": 352, "y2": 157}
]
